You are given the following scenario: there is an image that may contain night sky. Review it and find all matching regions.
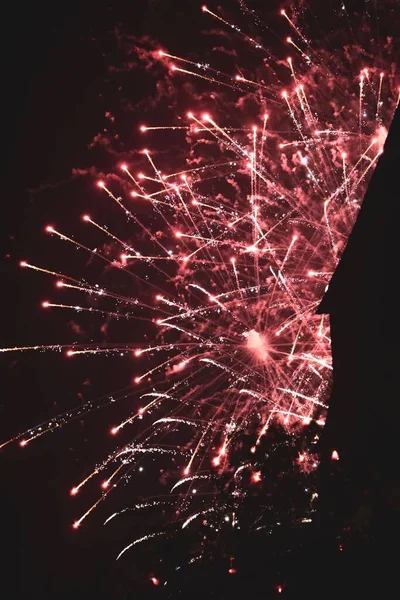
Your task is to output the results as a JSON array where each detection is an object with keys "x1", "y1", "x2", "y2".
[
  {"x1": 3, "y1": 1, "x2": 256, "y2": 595},
  {"x1": 2, "y1": 0, "x2": 399, "y2": 598},
  {"x1": 2, "y1": 2, "x2": 175, "y2": 596},
  {"x1": 3, "y1": 3, "x2": 286, "y2": 595}
]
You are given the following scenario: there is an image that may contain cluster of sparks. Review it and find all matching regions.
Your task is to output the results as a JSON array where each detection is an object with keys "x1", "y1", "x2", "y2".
[{"x1": 2, "y1": 1, "x2": 399, "y2": 578}]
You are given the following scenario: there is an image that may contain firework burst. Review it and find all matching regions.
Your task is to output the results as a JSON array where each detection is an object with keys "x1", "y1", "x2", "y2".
[{"x1": 2, "y1": 0, "x2": 399, "y2": 576}]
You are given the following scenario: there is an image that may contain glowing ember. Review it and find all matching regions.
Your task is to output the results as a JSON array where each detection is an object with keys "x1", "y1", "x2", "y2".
[{"x1": 1, "y1": 0, "x2": 398, "y2": 567}]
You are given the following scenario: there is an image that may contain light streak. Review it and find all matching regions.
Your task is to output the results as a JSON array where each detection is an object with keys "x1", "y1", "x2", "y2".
[{"x1": 1, "y1": 0, "x2": 398, "y2": 574}]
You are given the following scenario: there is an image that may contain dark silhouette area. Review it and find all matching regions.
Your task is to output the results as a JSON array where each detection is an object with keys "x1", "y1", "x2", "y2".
[{"x1": 317, "y1": 107, "x2": 400, "y2": 523}]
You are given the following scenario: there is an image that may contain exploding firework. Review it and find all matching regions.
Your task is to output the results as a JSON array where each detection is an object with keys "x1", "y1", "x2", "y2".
[{"x1": 2, "y1": 0, "x2": 399, "y2": 576}]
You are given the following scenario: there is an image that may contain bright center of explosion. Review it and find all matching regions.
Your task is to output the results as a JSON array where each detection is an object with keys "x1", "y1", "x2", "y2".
[
  {"x1": 245, "y1": 330, "x2": 269, "y2": 362},
  {"x1": 376, "y1": 126, "x2": 388, "y2": 151}
]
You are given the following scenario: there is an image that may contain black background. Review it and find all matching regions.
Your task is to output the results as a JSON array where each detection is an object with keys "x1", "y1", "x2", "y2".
[
  {"x1": 1, "y1": 0, "x2": 395, "y2": 597},
  {"x1": 2, "y1": 2, "x2": 177, "y2": 596},
  {"x1": 2, "y1": 2, "x2": 261, "y2": 595}
]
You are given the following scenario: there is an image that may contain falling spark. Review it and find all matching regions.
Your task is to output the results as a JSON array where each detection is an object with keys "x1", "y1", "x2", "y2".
[{"x1": 1, "y1": 0, "x2": 398, "y2": 572}]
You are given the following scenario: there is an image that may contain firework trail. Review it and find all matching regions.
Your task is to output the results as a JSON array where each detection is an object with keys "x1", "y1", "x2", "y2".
[{"x1": 2, "y1": 0, "x2": 399, "y2": 569}]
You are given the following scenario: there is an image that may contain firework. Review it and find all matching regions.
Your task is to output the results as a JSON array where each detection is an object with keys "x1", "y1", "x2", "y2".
[{"x1": 2, "y1": 0, "x2": 398, "y2": 578}]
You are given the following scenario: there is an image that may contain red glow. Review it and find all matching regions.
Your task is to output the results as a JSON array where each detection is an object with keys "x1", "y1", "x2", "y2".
[
  {"x1": 228, "y1": 568, "x2": 237, "y2": 574},
  {"x1": 150, "y1": 577, "x2": 160, "y2": 586},
  {"x1": 6, "y1": 9, "x2": 396, "y2": 563},
  {"x1": 277, "y1": 585, "x2": 283, "y2": 593}
]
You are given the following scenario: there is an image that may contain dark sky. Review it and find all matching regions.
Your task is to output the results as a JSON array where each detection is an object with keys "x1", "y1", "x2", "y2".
[
  {"x1": 2, "y1": 2, "x2": 173, "y2": 597},
  {"x1": 3, "y1": 1, "x2": 266, "y2": 596},
  {"x1": 1, "y1": 0, "x2": 394, "y2": 597}
]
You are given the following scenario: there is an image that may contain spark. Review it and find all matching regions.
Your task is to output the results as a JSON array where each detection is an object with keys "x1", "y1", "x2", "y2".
[
  {"x1": 182, "y1": 508, "x2": 214, "y2": 529},
  {"x1": 116, "y1": 532, "x2": 166, "y2": 560},
  {"x1": 170, "y1": 474, "x2": 210, "y2": 492},
  {"x1": 1, "y1": 0, "x2": 398, "y2": 572}
]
